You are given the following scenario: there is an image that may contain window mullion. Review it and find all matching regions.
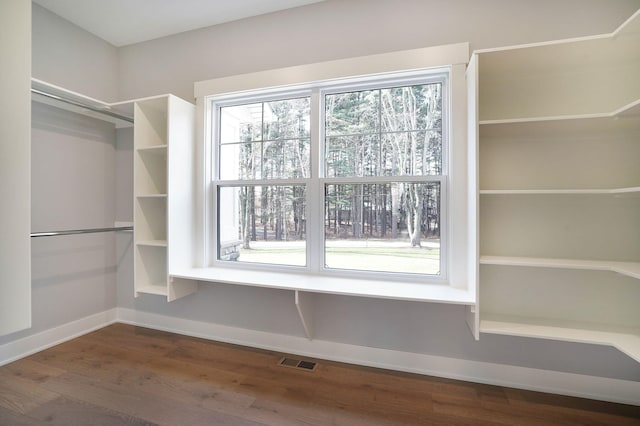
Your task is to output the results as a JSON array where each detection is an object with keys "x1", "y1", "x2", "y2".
[{"x1": 307, "y1": 89, "x2": 322, "y2": 273}]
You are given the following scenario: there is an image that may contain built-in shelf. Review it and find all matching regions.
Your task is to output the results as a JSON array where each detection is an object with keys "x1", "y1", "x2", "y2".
[
  {"x1": 479, "y1": 187, "x2": 640, "y2": 196},
  {"x1": 480, "y1": 256, "x2": 640, "y2": 280},
  {"x1": 473, "y1": 9, "x2": 640, "y2": 364},
  {"x1": 30, "y1": 78, "x2": 134, "y2": 128},
  {"x1": 137, "y1": 145, "x2": 168, "y2": 154},
  {"x1": 477, "y1": 18, "x2": 640, "y2": 121},
  {"x1": 136, "y1": 194, "x2": 168, "y2": 199},
  {"x1": 136, "y1": 240, "x2": 168, "y2": 247},
  {"x1": 478, "y1": 97, "x2": 640, "y2": 126},
  {"x1": 136, "y1": 284, "x2": 169, "y2": 296},
  {"x1": 133, "y1": 95, "x2": 197, "y2": 302},
  {"x1": 480, "y1": 314, "x2": 640, "y2": 363}
]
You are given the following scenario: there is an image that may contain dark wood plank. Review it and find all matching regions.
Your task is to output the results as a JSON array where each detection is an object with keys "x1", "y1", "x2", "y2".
[
  {"x1": 26, "y1": 396, "x2": 157, "y2": 426},
  {"x1": 41, "y1": 372, "x2": 265, "y2": 426},
  {"x1": 0, "y1": 323, "x2": 638, "y2": 426},
  {"x1": 0, "y1": 369, "x2": 59, "y2": 415}
]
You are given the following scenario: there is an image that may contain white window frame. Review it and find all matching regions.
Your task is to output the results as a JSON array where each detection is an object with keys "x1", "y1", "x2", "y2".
[
  {"x1": 208, "y1": 71, "x2": 448, "y2": 283},
  {"x1": 194, "y1": 43, "x2": 472, "y2": 299}
]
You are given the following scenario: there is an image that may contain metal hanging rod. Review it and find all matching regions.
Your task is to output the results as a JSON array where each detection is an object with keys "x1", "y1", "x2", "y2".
[
  {"x1": 31, "y1": 88, "x2": 134, "y2": 124},
  {"x1": 31, "y1": 226, "x2": 133, "y2": 238}
]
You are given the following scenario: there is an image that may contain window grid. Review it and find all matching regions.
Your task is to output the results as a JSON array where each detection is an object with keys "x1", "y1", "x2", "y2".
[{"x1": 211, "y1": 71, "x2": 448, "y2": 281}]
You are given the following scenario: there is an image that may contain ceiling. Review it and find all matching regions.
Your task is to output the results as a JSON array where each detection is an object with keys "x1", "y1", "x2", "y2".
[{"x1": 33, "y1": 0, "x2": 326, "y2": 47}]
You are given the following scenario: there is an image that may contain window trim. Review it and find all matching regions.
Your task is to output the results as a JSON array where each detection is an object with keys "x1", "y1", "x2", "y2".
[
  {"x1": 193, "y1": 43, "x2": 474, "y2": 300},
  {"x1": 208, "y1": 71, "x2": 449, "y2": 283}
]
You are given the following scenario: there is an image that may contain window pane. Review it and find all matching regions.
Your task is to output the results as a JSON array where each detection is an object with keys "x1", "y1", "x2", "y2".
[
  {"x1": 381, "y1": 130, "x2": 442, "y2": 176},
  {"x1": 325, "y1": 134, "x2": 380, "y2": 177},
  {"x1": 264, "y1": 98, "x2": 311, "y2": 140},
  {"x1": 218, "y1": 185, "x2": 306, "y2": 267},
  {"x1": 220, "y1": 103, "x2": 263, "y2": 144},
  {"x1": 325, "y1": 90, "x2": 379, "y2": 136},
  {"x1": 263, "y1": 139, "x2": 310, "y2": 179},
  {"x1": 324, "y1": 83, "x2": 443, "y2": 178},
  {"x1": 324, "y1": 182, "x2": 440, "y2": 275},
  {"x1": 219, "y1": 97, "x2": 310, "y2": 180},
  {"x1": 219, "y1": 142, "x2": 262, "y2": 180},
  {"x1": 380, "y1": 84, "x2": 442, "y2": 132}
]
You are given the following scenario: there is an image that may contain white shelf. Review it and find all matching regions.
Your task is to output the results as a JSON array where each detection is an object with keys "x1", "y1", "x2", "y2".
[
  {"x1": 170, "y1": 267, "x2": 476, "y2": 305},
  {"x1": 478, "y1": 98, "x2": 640, "y2": 126},
  {"x1": 137, "y1": 145, "x2": 168, "y2": 154},
  {"x1": 136, "y1": 240, "x2": 168, "y2": 247},
  {"x1": 30, "y1": 78, "x2": 134, "y2": 128},
  {"x1": 480, "y1": 256, "x2": 640, "y2": 280},
  {"x1": 477, "y1": 19, "x2": 640, "y2": 120},
  {"x1": 133, "y1": 95, "x2": 197, "y2": 302},
  {"x1": 136, "y1": 284, "x2": 169, "y2": 297},
  {"x1": 480, "y1": 187, "x2": 640, "y2": 196},
  {"x1": 136, "y1": 194, "x2": 167, "y2": 199},
  {"x1": 473, "y1": 9, "x2": 640, "y2": 363},
  {"x1": 480, "y1": 314, "x2": 640, "y2": 363}
]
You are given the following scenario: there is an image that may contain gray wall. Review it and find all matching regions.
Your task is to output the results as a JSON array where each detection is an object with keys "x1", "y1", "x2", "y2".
[
  {"x1": 119, "y1": 0, "x2": 640, "y2": 101},
  {"x1": 0, "y1": 102, "x2": 119, "y2": 345},
  {"x1": 32, "y1": 4, "x2": 119, "y2": 102},
  {"x1": 23, "y1": 0, "x2": 640, "y2": 382}
]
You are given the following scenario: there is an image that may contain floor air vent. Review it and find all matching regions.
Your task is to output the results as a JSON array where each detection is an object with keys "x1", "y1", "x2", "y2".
[{"x1": 278, "y1": 357, "x2": 318, "y2": 372}]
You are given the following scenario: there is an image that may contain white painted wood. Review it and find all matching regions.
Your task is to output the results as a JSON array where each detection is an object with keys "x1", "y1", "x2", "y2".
[
  {"x1": 31, "y1": 78, "x2": 133, "y2": 128},
  {"x1": 136, "y1": 240, "x2": 168, "y2": 247},
  {"x1": 170, "y1": 267, "x2": 476, "y2": 305},
  {"x1": 167, "y1": 95, "x2": 196, "y2": 272},
  {"x1": 134, "y1": 95, "x2": 197, "y2": 301},
  {"x1": 479, "y1": 116, "x2": 640, "y2": 191},
  {"x1": 480, "y1": 314, "x2": 640, "y2": 363},
  {"x1": 465, "y1": 53, "x2": 480, "y2": 340},
  {"x1": 117, "y1": 307, "x2": 640, "y2": 406},
  {"x1": 480, "y1": 256, "x2": 640, "y2": 280},
  {"x1": 476, "y1": 9, "x2": 640, "y2": 362},
  {"x1": 448, "y1": 63, "x2": 473, "y2": 294},
  {"x1": 478, "y1": 97, "x2": 640, "y2": 125},
  {"x1": 480, "y1": 188, "x2": 640, "y2": 195},
  {"x1": 166, "y1": 95, "x2": 198, "y2": 300},
  {"x1": 295, "y1": 291, "x2": 314, "y2": 340},
  {"x1": 480, "y1": 196, "x2": 639, "y2": 261},
  {"x1": 168, "y1": 277, "x2": 198, "y2": 302},
  {"x1": 134, "y1": 98, "x2": 169, "y2": 298},
  {"x1": 195, "y1": 43, "x2": 469, "y2": 98},
  {"x1": 477, "y1": 13, "x2": 640, "y2": 121},
  {"x1": 0, "y1": 0, "x2": 32, "y2": 336}
]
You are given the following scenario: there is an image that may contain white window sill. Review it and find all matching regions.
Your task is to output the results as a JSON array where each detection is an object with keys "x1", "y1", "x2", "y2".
[{"x1": 170, "y1": 267, "x2": 475, "y2": 305}]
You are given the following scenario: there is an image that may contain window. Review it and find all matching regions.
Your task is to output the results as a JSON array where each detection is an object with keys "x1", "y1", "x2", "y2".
[{"x1": 211, "y1": 71, "x2": 447, "y2": 280}]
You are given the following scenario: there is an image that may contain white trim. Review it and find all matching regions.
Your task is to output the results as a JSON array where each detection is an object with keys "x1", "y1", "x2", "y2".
[
  {"x1": 117, "y1": 308, "x2": 640, "y2": 406},
  {"x1": 195, "y1": 43, "x2": 469, "y2": 98},
  {"x1": 0, "y1": 308, "x2": 118, "y2": 367}
]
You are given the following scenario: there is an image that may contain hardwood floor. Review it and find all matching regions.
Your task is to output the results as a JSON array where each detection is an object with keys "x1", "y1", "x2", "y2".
[{"x1": 0, "y1": 324, "x2": 638, "y2": 425}]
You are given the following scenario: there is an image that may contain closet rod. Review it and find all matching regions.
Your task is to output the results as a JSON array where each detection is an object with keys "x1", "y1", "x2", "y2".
[
  {"x1": 31, "y1": 226, "x2": 133, "y2": 238},
  {"x1": 31, "y1": 88, "x2": 134, "y2": 123}
]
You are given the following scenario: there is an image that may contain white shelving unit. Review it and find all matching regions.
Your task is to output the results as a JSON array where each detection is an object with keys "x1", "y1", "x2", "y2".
[
  {"x1": 471, "y1": 11, "x2": 640, "y2": 362},
  {"x1": 134, "y1": 95, "x2": 197, "y2": 301}
]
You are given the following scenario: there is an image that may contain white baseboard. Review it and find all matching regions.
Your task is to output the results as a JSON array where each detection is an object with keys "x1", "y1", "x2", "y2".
[
  {"x1": 116, "y1": 308, "x2": 640, "y2": 406},
  {"x1": 0, "y1": 309, "x2": 118, "y2": 367},
  {"x1": 1, "y1": 307, "x2": 638, "y2": 406}
]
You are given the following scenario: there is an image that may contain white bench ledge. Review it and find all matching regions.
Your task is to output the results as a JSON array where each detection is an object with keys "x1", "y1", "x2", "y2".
[{"x1": 170, "y1": 267, "x2": 475, "y2": 305}]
